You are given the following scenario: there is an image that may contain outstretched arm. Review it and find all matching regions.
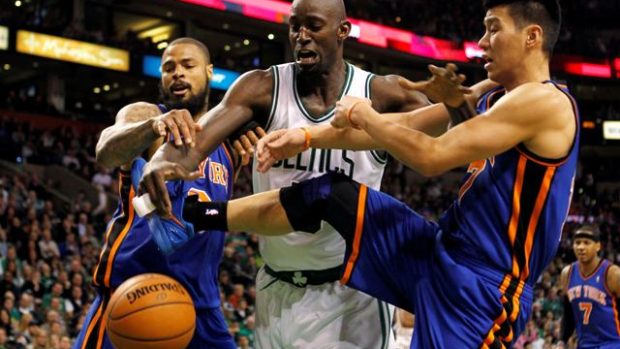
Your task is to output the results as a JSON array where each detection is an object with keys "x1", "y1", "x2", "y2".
[
  {"x1": 140, "y1": 69, "x2": 273, "y2": 216},
  {"x1": 343, "y1": 81, "x2": 575, "y2": 177}
]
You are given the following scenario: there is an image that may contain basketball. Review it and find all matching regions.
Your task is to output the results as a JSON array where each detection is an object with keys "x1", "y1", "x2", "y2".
[{"x1": 105, "y1": 273, "x2": 196, "y2": 349}]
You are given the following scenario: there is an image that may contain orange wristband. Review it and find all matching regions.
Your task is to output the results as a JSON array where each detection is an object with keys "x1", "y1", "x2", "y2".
[
  {"x1": 346, "y1": 101, "x2": 365, "y2": 128},
  {"x1": 300, "y1": 127, "x2": 312, "y2": 151}
]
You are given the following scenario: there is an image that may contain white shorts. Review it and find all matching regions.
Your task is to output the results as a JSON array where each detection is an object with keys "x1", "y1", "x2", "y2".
[{"x1": 255, "y1": 267, "x2": 394, "y2": 349}]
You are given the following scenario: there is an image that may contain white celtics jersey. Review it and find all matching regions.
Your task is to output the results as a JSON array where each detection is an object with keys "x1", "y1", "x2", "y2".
[{"x1": 253, "y1": 62, "x2": 388, "y2": 271}]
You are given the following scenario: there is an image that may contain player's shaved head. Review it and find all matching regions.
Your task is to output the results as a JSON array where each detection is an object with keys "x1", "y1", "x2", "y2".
[
  {"x1": 291, "y1": 0, "x2": 347, "y2": 21},
  {"x1": 167, "y1": 37, "x2": 211, "y2": 64}
]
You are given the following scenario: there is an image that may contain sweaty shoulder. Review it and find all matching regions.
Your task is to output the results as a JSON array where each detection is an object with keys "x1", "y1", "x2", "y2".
[
  {"x1": 370, "y1": 74, "x2": 430, "y2": 113},
  {"x1": 225, "y1": 69, "x2": 274, "y2": 107},
  {"x1": 116, "y1": 102, "x2": 161, "y2": 124},
  {"x1": 220, "y1": 68, "x2": 274, "y2": 125},
  {"x1": 493, "y1": 82, "x2": 573, "y2": 125},
  {"x1": 496, "y1": 82, "x2": 575, "y2": 158}
]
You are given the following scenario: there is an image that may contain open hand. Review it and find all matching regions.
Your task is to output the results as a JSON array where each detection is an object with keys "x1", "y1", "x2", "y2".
[
  {"x1": 139, "y1": 160, "x2": 200, "y2": 217},
  {"x1": 399, "y1": 63, "x2": 472, "y2": 107},
  {"x1": 256, "y1": 129, "x2": 307, "y2": 173},
  {"x1": 231, "y1": 125, "x2": 267, "y2": 166}
]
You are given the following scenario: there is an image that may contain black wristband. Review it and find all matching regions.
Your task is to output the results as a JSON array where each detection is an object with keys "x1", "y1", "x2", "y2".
[
  {"x1": 182, "y1": 195, "x2": 228, "y2": 232},
  {"x1": 446, "y1": 101, "x2": 475, "y2": 126}
]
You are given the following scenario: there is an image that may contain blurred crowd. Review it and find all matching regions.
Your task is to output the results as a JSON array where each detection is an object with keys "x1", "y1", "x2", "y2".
[
  {"x1": 0, "y1": 114, "x2": 104, "y2": 190},
  {"x1": 340, "y1": 0, "x2": 620, "y2": 60},
  {"x1": 1, "y1": 0, "x2": 618, "y2": 60}
]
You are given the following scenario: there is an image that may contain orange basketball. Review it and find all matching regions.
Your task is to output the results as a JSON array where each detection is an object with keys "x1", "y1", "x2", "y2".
[{"x1": 106, "y1": 273, "x2": 196, "y2": 349}]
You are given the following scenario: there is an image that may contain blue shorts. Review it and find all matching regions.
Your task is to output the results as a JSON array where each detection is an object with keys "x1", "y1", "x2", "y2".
[
  {"x1": 280, "y1": 173, "x2": 534, "y2": 349},
  {"x1": 74, "y1": 292, "x2": 235, "y2": 349}
]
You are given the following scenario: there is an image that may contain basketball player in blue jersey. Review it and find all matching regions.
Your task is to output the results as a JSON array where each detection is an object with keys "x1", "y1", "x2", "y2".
[
  {"x1": 166, "y1": 0, "x2": 582, "y2": 347},
  {"x1": 560, "y1": 225, "x2": 620, "y2": 349},
  {"x1": 74, "y1": 38, "x2": 259, "y2": 349}
]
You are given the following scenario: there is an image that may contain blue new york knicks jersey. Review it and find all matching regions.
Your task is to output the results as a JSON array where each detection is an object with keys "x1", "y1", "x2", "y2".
[
  {"x1": 568, "y1": 260, "x2": 620, "y2": 348},
  {"x1": 77, "y1": 106, "x2": 238, "y2": 349},
  {"x1": 438, "y1": 81, "x2": 579, "y2": 339},
  {"x1": 92, "y1": 134, "x2": 235, "y2": 310}
]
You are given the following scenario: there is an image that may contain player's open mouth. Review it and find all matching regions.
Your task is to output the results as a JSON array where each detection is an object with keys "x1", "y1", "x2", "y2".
[
  {"x1": 171, "y1": 83, "x2": 190, "y2": 96},
  {"x1": 296, "y1": 50, "x2": 318, "y2": 66},
  {"x1": 483, "y1": 55, "x2": 493, "y2": 69}
]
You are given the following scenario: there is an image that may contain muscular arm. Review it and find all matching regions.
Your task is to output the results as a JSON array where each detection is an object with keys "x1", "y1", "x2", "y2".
[
  {"x1": 141, "y1": 69, "x2": 273, "y2": 215},
  {"x1": 95, "y1": 102, "x2": 162, "y2": 168},
  {"x1": 148, "y1": 69, "x2": 272, "y2": 171},
  {"x1": 307, "y1": 78, "x2": 498, "y2": 149},
  {"x1": 607, "y1": 264, "x2": 620, "y2": 297},
  {"x1": 352, "y1": 82, "x2": 575, "y2": 177},
  {"x1": 308, "y1": 104, "x2": 447, "y2": 150}
]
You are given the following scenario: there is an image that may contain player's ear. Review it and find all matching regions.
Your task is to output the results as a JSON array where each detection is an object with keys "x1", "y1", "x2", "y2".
[
  {"x1": 206, "y1": 64, "x2": 213, "y2": 80},
  {"x1": 525, "y1": 24, "x2": 543, "y2": 49},
  {"x1": 338, "y1": 20, "x2": 351, "y2": 42}
]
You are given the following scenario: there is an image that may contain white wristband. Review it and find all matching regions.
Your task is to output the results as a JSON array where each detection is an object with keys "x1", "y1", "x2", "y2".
[{"x1": 132, "y1": 194, "x2": 156, "y2": 217}]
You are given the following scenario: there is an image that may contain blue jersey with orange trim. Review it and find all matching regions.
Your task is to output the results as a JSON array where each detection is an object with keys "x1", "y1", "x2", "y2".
[
  {"x1": 568, "y1": 260, "x2": 620, "y2": 348},
  {"x1": 440, "y1": 81, "x2": 579, "y2": 287},
  {"x1": 92, "y1": 110, "x2": 235, "y2": 309}
]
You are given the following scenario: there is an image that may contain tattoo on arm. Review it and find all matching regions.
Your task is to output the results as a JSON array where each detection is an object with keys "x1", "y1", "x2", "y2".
[{"x1": 96, "y1": 103, "x2": 160, "y2": 168}]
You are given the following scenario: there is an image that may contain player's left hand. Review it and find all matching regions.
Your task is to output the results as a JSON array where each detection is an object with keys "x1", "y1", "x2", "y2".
[
  {"x1": 256, "y1": 129, "x2": 305, "y2": 173},
  {"x1": 333, "y1": 96, "x2": 371, "y2": 129},
  {"x1": 399, "y1": 63, "x2": 472, "y2": 107}
]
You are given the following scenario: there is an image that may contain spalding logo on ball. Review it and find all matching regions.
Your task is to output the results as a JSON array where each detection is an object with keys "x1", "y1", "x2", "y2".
[{"x1": 106, "y1": 273, "x2": 196, "y2": 349}]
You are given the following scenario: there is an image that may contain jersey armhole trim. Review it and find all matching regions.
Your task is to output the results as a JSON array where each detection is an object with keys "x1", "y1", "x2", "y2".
[
  {"x1": 264, "y1": 65, "x2": 280, "y2": 131},
  {"x1": 515, "y1": 82, "x2": 580, "y2": 167},
  {"x1": 370, "y1": 150, "x2": 388, "y2": 165}
]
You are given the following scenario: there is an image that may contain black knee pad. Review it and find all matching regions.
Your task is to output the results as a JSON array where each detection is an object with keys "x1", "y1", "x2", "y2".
[{"x1": 280, "y1": 172, "x2": 361, "y2": 238}]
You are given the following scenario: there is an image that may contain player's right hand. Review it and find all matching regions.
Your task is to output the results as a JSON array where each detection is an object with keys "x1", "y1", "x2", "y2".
[
  {"x1": 399, "y1": 63, "x2": 472, "y2": 107},
  {"x1": 256, "y1": 129, "x2": 305, "y2": 173},
  {"x1": 138, "y1": 160, "x2": 200, "y2": 217},
  {"x1": 231, "y1": 125, "x2": 267, "y2": 166},
  {"x1": 151, "y1": 109, "x2": 203, "y2": 147}
]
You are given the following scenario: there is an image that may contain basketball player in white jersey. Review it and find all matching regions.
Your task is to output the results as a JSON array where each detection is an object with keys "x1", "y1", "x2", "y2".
[{"x1": 139, "y1": 0, "x2": 430, "y2": 347}]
